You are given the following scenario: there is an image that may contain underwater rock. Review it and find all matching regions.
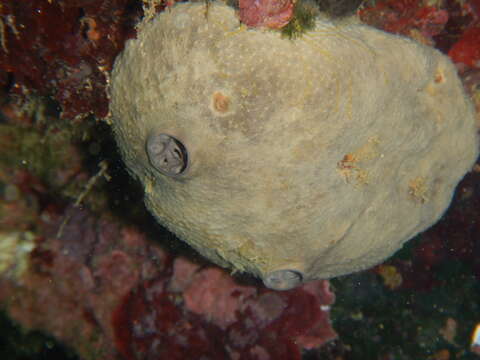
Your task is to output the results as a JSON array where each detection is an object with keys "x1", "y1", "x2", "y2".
[{"x1": 110, "y1": 2, "x2": 479, "y2": 290}]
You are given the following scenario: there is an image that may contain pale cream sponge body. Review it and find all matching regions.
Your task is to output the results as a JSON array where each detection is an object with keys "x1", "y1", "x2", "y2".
[{"x1": 110, "y1": 2, "x2": 479, "y2": 290}]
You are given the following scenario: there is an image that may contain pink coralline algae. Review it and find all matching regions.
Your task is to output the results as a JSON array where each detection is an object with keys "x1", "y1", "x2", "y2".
[
  {"x1": 360, "y1": 0, "x2": 449, "y2": 43},
  {"x1": 113, "y1": 256, "x2": 337, "y2": 360},
  {"x1": 238, "y1": 0, "x2": 294, "y2": 29},
  {"x1": 0, "y1": 166, "x2": 337, "y2": 360},
  {"x1": 449, "y1": 26, "x2": 480, "y2": 68}
]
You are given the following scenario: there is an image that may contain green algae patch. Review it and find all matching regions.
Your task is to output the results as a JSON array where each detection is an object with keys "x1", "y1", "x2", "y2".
[{"x1": 281, "y1": 1, "x2": 318, "y2": 39}]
